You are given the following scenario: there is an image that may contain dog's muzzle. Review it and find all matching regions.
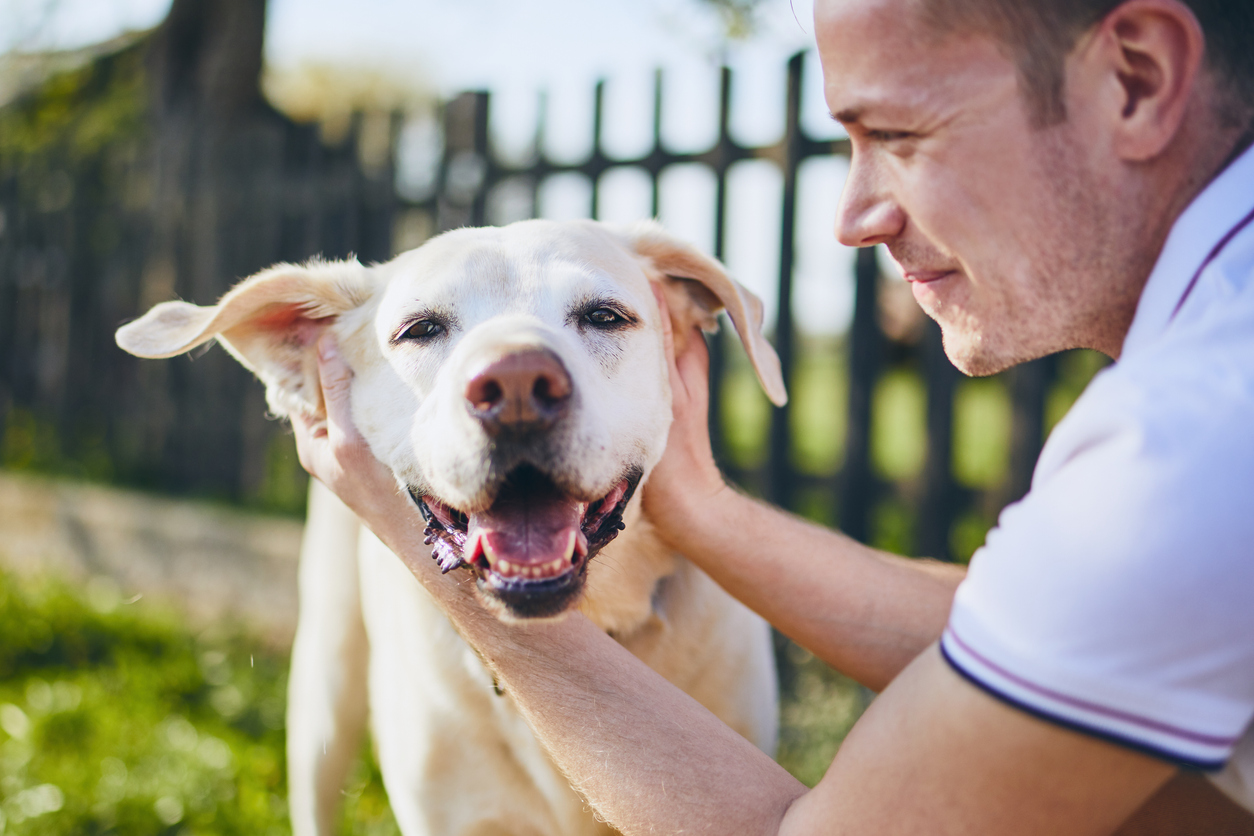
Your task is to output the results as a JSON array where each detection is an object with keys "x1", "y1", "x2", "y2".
[{"x1": 412, "y1": 466, "x2": 640, "y2": 620}]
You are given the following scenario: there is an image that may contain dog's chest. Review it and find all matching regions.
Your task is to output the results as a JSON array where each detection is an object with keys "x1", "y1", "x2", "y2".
[{"x1": 357, "y1": 531, "x2": 627, "y2": 835}]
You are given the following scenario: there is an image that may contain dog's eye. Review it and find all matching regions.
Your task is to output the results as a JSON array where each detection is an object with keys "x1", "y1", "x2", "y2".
[
  {"x1": 401, "y1": 319, "x2": 444, "y2": 340},
  {"x1": 584, "y1": 307, "x2": 624, "y2": 327}
]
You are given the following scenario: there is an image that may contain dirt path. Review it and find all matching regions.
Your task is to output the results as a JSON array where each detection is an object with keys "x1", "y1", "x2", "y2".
[{"x1": 0, "y1": 471, "x2": 303, "y2": 647}]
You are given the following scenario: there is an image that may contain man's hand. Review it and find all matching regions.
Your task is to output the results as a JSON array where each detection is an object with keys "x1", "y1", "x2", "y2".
[
  {"x1": 290, "y1": 335, "x2": 413, "y2": 545},
  {"x1": 640, "y1": 285, "x2": 733, "y2": 551}
]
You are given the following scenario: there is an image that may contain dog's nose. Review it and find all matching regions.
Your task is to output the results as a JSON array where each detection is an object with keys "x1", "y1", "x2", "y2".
[{"x1": 465, "y1": 349, "x2": 572, "y2": 434}]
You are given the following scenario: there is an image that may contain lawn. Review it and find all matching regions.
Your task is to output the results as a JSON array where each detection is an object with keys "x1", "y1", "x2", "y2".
[
  {"x1": 0, "y1": 569, "x2": 396, "y2": 835},
  {"x1": 0, "y1": 564, "x2": 862, "y2": 834}
]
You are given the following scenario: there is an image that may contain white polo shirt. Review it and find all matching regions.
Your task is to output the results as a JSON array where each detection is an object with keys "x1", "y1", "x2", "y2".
[{"x1": 941, "y1": 142, "x2": 1254, "y2": 811}]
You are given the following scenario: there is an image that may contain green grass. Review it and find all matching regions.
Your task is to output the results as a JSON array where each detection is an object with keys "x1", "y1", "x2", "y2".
[
  {"x1": 953, "y1": 378, "x2": 1011, "y2": 489},
  {"x1": 0, "y1": 569, "x2": 397, "y2": 836},
  {"x1": 0, "y1": 566, "x2": 863, "y2": 833},
  {"x1": 774, "y1": 644, "x2": 867, "y2": 788}
]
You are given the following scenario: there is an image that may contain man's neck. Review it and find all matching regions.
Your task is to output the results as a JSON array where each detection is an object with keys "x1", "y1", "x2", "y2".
[
  {"x1": 1105, "y1": 111, "x2": 1253, "y2": 360},
  {"x1": 1218, "y1": 122, "x2": 1254, "y2": 175}
]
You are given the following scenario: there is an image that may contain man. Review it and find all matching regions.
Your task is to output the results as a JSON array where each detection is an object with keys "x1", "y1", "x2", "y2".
[{"x1": 293, "y1": 0, "x2": 1254, "y2": 831}]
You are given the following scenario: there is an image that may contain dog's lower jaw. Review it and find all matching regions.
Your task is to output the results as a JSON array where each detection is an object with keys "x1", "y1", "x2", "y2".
[
  {"x1": 412, "y1": 489, "x2": 469, "y2": 574},
  {"x1": 479, "y1": 569, "x2": 588, "y2": 621},
  {"x1": 410, "y1": 467, "x2": 641, "y2": 619}
]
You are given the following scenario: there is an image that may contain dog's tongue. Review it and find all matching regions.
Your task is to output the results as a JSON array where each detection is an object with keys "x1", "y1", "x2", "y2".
[{"x1": 468, "y1": 488, "x2": 587, "y2": 575}]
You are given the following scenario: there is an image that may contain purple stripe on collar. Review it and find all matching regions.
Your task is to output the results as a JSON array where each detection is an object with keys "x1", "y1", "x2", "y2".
[
  {"x1": 943, "y1": 628, "x2": 1240, "y2": 748},
  {"x1": 1170, "y1": 203, "x2": 1254, "y2": 321}
]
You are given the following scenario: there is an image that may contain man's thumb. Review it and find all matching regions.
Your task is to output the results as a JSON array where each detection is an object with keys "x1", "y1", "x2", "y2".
[{"x1": 316, "y1": 334, "x2": 354, "y2": 425}]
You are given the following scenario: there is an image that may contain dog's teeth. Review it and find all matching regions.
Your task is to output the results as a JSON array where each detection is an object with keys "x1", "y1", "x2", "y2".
[{"x1": 562, "y1": 530, "x2": 577, "y2": 561}]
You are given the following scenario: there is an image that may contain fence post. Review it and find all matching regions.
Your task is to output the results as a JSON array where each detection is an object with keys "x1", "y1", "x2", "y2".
[
  {"x1": 765, "y1": 53, "x2": 803, "y2": 508},
  {"x1": 917, "y1": 320, "x2": 960, "y2": 560},
  {"x1": 1004, "y1": 355, "x2": 1054, "y2": 505},
  {"x1": 840, "y1": 245, "x2": 881, "y2": 542},
  {"x1": 707, "y1": 66, "x2": 735, "y2": 470},
  {"x1": 438, "y1": 92, "x2": 490, "y2": 231}
]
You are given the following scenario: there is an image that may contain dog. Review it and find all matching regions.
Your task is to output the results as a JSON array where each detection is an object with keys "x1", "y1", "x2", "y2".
[{"x1": 117, "y1": 219, "x2": 787, "y2": 835}]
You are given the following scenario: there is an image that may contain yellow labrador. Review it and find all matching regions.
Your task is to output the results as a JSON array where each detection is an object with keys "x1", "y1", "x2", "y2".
[{"x1": 117, "y1": 219, "x2": 786, "y2": 836}]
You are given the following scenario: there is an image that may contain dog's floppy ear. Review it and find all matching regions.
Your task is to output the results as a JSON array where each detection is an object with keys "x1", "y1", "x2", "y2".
[
  {"x1": 115, "y1": 259, "x2": 372, "y2": 418},
  {"x1": 624, "y1": 220, "x2": 787, "y2": 407}
]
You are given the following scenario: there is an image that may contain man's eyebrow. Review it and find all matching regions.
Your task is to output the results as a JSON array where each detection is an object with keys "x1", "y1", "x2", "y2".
[{"x1": 831, "y1": 107, "x2": 863, "y2": 125}]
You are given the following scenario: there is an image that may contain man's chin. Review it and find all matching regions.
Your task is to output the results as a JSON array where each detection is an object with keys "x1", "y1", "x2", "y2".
[{"x1": 937, "y1": 324, "x2": 1026, "y2": 378}]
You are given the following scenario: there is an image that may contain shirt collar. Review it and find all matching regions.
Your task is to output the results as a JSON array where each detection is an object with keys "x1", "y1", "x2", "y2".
[{"x1": 1120, "y1": 142, "x2": 1254, "y2": 358}]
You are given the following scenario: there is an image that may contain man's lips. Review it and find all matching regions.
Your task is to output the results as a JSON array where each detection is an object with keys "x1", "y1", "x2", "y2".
[{"x1": 903, "y1": 269, "x2": 957, "y2": 284}]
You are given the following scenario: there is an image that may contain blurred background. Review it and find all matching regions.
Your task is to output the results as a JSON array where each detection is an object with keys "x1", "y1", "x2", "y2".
[{"x1": 0, "y1": 0, "x2": 1107, "y2": 831}]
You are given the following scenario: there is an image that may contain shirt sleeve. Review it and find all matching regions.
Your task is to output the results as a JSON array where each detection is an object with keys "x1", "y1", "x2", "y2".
[{"x1": 942, "y1": 355, "x2": 1254, "y2": 769}]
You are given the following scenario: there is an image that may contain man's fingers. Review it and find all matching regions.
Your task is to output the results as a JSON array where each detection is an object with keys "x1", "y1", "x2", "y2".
[
  {"x1": 316, "y1": 334, "x2": 356, "y2": 439},
  {"x1": 650, "y1": 284, "x2": 711, "y2": 405},
  {"x1": 652, "y1": 283, "x2": 677, "y2": 365},
  {"x1": 679, "y1": 326, "x2": 710, "y2": 378}
]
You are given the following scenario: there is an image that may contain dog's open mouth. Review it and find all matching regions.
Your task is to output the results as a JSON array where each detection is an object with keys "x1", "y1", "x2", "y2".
[{"x1": 412, "y1": 466, "x2": 640, "y2": 619}]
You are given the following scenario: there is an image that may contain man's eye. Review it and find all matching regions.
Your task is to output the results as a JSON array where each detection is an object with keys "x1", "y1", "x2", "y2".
[
  {"x1": 866, "y1": 129, "x2": 913, "y2": 143},
  {"x1": 401, "y1": 319, "x2": 444, "y2": 340},
  {"x1": 585, "y1": 307, "x2": 625, "y2": 327}
]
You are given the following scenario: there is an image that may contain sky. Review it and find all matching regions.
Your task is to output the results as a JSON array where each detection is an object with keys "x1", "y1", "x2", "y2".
[{"x1": 0, "y1": 0, "x2": 871, "y2": 334}]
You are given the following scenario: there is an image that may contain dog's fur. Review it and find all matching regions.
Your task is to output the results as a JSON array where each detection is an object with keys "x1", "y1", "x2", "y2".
[{"x1": 117, "y1": 219, "x2": 786, "y2": 836}]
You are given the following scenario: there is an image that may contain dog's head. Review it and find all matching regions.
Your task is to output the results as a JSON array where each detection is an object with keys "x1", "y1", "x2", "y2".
[{"x1": 117, "y1": 219, "x2": 785, "y2": 621}]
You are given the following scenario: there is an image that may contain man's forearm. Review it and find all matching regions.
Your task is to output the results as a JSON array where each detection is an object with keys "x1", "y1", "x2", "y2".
[
  {"x1": 368, "y1": 496, "x2": 806, "y2": 835},
  {"x1": 661, "y1": 487, "x2": 965, "y2": 691},
  {"x1": 466, "y1": 607, "x2": 805, "y2": 835}
]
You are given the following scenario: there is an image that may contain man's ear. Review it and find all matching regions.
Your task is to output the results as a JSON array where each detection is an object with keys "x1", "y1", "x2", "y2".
[
  {"x1": 623, "y1": 220, "x2": 787, "y2": 407},
  {"x1": 1086, "y1": 0, "x2": 1205, "y2": 162},
  {"x1": 116, "y1": 258, "x2": 372, "y2": 419}
]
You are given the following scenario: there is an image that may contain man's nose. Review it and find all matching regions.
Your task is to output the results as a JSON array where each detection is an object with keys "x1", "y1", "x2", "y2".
[
  {"x1": 464, "y1": 348, "x2": 573, "y2": 435},
  {"x1": 834, "y1": 156, "x2": 905, "y2": 248}
]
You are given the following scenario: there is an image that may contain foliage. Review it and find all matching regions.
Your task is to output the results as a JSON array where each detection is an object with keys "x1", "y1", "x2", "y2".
[
  {"x1": 1, "y1": 409, "x2": 117, "y2": 485},
  {"x1": 0, "y1": 568, "x2": 397, "y2": 835},
  {"x1": 693, "y1": 0, "x2": 772, "y2": 40},
  {"x1": 0, "y1": 43, "x2": 149, "y2": 191},
  {"x1": 0, "y1": 410, "x2": 309, "y2": 519},
  {"x1": 775, "y1": 643, "x2": 866, "y2": 788}
]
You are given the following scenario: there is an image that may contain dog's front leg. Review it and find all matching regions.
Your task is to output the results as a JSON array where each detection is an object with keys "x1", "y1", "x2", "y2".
[{"x1": 287, "y1": 480, "x2": 371, "y2": 835}]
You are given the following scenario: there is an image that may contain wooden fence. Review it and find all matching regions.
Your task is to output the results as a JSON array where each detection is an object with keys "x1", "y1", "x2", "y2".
[
  {"x1": 0, "y1": 43, "x2": 1073, "y2": 558},
  {"x1": 0, "y1": 38, "x2": 393, "y2": 511}
]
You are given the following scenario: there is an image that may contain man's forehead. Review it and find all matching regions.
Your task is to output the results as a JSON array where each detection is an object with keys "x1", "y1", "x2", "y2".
[
  {"x1": 814, "y1": 0, "x2": 937, "y2": 49},
  {"x1": 816, "y1": 0, "x2": 1013, "y2": 123}
]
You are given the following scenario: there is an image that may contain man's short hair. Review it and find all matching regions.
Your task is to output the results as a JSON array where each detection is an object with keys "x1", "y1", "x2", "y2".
[{"x1": 918, "y1": 0, "x2": 1254, "y2": 128}]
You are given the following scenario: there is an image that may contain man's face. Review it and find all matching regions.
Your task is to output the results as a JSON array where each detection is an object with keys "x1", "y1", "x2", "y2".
[{"x1": 817, "y1": 0, "x2": 1135, "y2": 374}]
